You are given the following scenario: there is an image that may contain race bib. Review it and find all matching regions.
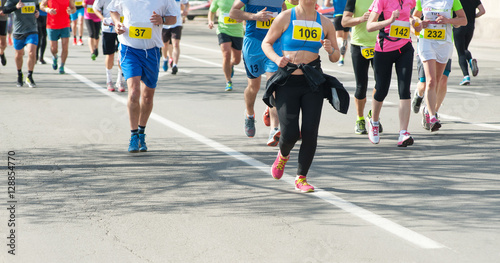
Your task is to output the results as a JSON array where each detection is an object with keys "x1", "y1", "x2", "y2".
[
  {"x1": 21, "y1": 3, "x2": 36, "y2": 14},
  {"x1": 256, "y1": 12, "x2": 278, "y2": 29},
  {"x1": 291, "y1": 20, "x2": 322, "y2": 42},
  {"x1": 75, "y1": 1, "x2": 83, "y2": 6},
  {"x1": 423, "y1": 28, "x2": 446, "y2": 41},
  {"x1": 361, "y1": 46, "x2": 375, "y2": 59},
  {"x1": 389, "y1": 20, "x2": 410, "y2": 39},
  {"x1": 222, "y1": 13, "x2": 237, "y2": 24},
  {"x1": 87, "y1": 7, "x2": 94, "y2": 14},
  {"x1": 129, "y1": 25, "x2": 152, "y2": 39}
]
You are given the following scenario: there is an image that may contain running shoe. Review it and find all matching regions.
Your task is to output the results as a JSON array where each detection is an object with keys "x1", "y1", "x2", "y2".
[
  {"x1": 263, "y1": 106, "x2": 270, "y2": 127},
  {"x1": 397, "y1": 131, "x2": 414, "y2": 147},
  {"x1": 169, "y1": 57, "x2": 173, "y2": 68},
  {"x1": 52, "y1": 57, "x2": 58, "y2": 70},
  {"x1": 128, "y1": 134, "x2": 140, "y2": 153},
  {"x1": 338, "y1": 58, "x2": 344, "y2": 67},
  {"x1": 139, "y1": 134, "x2": 147, "y2": 152},
  {"x1": 366, "y1": 116, "x2": 380, "y2": 144},
  {"x1": 26, "y1": 75, "x2": 36, "y2": 88},
  {"x1": 412, "y1": 95, "x2": 423, "y2": 113},
  {"x1": 295, "y1": 176, "x2": 314, "y2": 192},
  {"x1": 367, "y1": 110, "x2": 383, "y2": 133},
  {"x1": 8, "y1": 36, "x2": 12, "y2": 46},
  {"x1": 340, "y1": 40, "x2": 347, "y2": 55},
  {"x1": 91, "y1": 53, "x2": 97, "y2": 61},
  {"x1": 225, "y1": 81, "x2": 233, "y2": 91},
  {"x1": 16, "y1": 73, "x2": 23, "y2": 87},
  {"x1": 421, "y1": 106, "x2": 430, "y2": 130},
  {"x1": 116, "y1": 81, "x2": 126, "y2": 92},
  {"x1": 271, "y1": 151, "x2": 289, "y2": 180},
  {"x1": 355, "y1": 119, "x2": 367, "y2": 135},
  {"x1": 73, "y1": 37, "x2": 77, "y2": 45},
  {"x1": 59, "y1": 66, "x2": 65, "y2": 74},
  {"x1": 162, "y1": 60, "x2": 168, "y2": 72},
  {"x1": 459, "y1": 76, "x2": 470, "y2": 86},
  {"x1": 107, "y1": 82, "x2": 115, "y2": 92},
  {"x1": 470, "y1": 58, "x2": 478, "y2": 77},
  {"x1": 244, "y1": 115, "x2": 256, "y2": 138},
  {"x1": 267, "y1": 127, "x2": 280, "y2": 147},
  {"x1": 171, "y1": 65, "x2": 178, "y2": 75},
  {"x1": 430, "y1": 116, "x2": 441, "y2": 132},
  {"x1": 0, "y1": 53, "x2": 6, "y2": 66},
  {"x1": 38, "y1": 59, "x2": 46, "y2": 64},
  {"x1": 231, "y1": 65, "x2": 234, "y2": 78},
  {"x1": 77, "y1": 39, "x2": 84, "y2": 46}
]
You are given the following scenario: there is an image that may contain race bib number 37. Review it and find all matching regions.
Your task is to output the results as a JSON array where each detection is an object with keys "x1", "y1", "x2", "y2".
[
  {"x1": 389, "y1": 20, "x2": 410, "y2": 39},
  {"x1": 129, "y1": 26, "x2": 152, "y2": 39}
]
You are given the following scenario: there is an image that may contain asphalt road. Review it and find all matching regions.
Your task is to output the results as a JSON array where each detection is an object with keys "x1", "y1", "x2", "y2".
[{"x1": 1, "y1": 18, "x2": 499, "y2": 263}]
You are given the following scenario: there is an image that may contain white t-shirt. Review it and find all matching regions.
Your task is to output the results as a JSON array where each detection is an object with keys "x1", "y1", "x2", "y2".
[
  {"x1": 163, "y1": 0, "x2": 189, "y2": 29},
  {"x1": 94, "y1": 0, "x2": 114, "y2": 33},
  {"x1": 108, "y1": 0, "x2": 180, "y2": 49}
]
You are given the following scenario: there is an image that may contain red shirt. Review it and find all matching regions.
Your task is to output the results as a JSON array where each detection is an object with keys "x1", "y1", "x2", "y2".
[{"x1": 47, "y1": 0, "x2": 71, "y2": 29}]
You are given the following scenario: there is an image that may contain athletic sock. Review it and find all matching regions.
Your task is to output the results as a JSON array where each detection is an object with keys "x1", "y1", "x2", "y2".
[
  {"x1": 106, "y1": 68, "x2": 112, "y2": 83},
  {"x1": 372, "y1": 121, "x2": 379, "y2": 126},
  {"x1": 131, "y1": 129, "x2": 139, "y2": 136},
  {"x1": 27, "y1": 71, "x2": 33, "y2": 78},
  {"x1": 357, "y1": 116, "x2": 365, "y2": 121},
  {"x1": 60, "y1": 63, "x2": 65, "y2": 68},
  {"x1": 138, "y1": 126, "x2": 146, "y2": 134},
  {"x1": 117, "y1": 68, "x2": 123, "y2": 83},
  {"x1": 399, "y1": 130, "x2": 407, "y2": 135},
  {"x1": 17, "y1": 69, "x2": 22, "y2": 76}
]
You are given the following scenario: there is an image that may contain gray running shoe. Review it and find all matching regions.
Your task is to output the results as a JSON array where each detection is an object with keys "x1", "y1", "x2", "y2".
[
  {"x1": 245, "y1": 116, "x2": 256, "y2": 137},
  {"x1": 412, "y1": 95, "x2": 423, "y2": 113},
  {"x1": 355, "y1": 119, "x2": 367, "y2": 135},
  {"x1": 26, "y1": 76, "x2": 36, "y2": 88},
  {"x1": 267, "y1": 128, "x2": 280, "y2": 146},
  {"x1": 470, "y1": 59, "x2": 478, "y2": 77}
]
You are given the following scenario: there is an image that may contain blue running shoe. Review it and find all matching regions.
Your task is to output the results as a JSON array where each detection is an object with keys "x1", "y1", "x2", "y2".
[
  {"x1": 52, "y1": 57, "x2": 58, "y2": 70},
  {"x1": 225, "y1": 82, "x2": 233, "y2": 91},
  {"x1": 139, "y1": 134, "x2": 147, "y2": 152},
  {"x1": 460, "y1": 76, "x2": 470, "y2": 86},
  {"x1": 162, "y1": 60, "x2": 168, "y2": 72},
  {"x1": 128, "y1": 134, "x2": 140, "y2": 153},
  {"x1": 244, "y1": 115, "x2": 256, "y2": 137},
  {"x1": 59, "y1": 66, "x2": 65, "y2": 74}
]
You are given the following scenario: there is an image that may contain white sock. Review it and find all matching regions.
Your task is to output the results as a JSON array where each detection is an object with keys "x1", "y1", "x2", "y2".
[
  {"x1": 163, "y1": 56, "x2": 168, "y2": 62},
  {"x1": 106, "y1": 68, "x2": 112, "y2": 83},
  {"x1": 117, "y1": 68, "x2": 122, "y2": 83},
  {"x1": 400, "y1": 130, "x2": 407, "y2": 135},
  {"x1": 372, "y1": 120, "x2": 379, "y2": 126},
  {"x1": 173, "y1": 63, "x2": 177, "y2": 67}
]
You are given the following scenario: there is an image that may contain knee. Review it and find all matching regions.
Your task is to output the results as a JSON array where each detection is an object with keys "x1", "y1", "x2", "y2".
[
  {"x1": 232, "y1": 56, "x2": 241, "y2": 65},
  {"x1": 141, "y1": 93, "x2": 154, "y2": 105}
]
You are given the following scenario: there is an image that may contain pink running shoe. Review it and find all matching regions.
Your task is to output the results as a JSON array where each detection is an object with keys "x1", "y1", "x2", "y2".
[
  {"x1": 107, "y1": 82, "x2": 115, "y2": 92},
  {"x1": 263, "y1": 107, "x2": 270, "y2": 127},
  {"x1": 271, "y1": 151, "x2": 289, "y2": 180},
  {"x1": 295, "y1": 176, "x2": 314, "y2": 192},
  {"x1": 367, "y1": 117, "x2": 380, "y2": 144},
  {"x1": 397, "y1": 131, "x2": 414, "y2": 147},
  {"x1": 430, "y1": 116, "x2": 441, "y2": 132}
]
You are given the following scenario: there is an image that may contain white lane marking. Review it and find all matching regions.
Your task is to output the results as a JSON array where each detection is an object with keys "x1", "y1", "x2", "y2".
[
  {"x1": 447, "y1": 88, "x2": 491, "y2": 97},
  {"x1": 437, "y1": 113, "x2": 500, "y2": 130},
  {"x1": 65, "y1": 66, "x2": 446, "y2": 249}
]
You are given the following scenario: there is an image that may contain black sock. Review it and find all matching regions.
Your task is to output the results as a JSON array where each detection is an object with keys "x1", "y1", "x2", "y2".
[
  {"x1": 28, "y1": 71, "x2": 33, "y2": 78},
  {"x1": 17, "y1": 69, "x2": 22, "y2": 76},
  {"x1": 131, "y1": 129, "x2": 139, "y2": 136},
  {"x1": 138, "y1": 126, "x2": 146, "y2": 134}
]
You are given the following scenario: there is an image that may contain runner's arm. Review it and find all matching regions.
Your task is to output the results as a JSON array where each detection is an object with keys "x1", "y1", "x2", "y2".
[
  {"x1": 476, "y1": 4, "x2": 485, "y2": 18},
  {"x1": 230, "y1": 0, "x2": 272, "y2": 21},
  {"x1": 262, "y1": 12, "x2": 290, "y2": 68}
]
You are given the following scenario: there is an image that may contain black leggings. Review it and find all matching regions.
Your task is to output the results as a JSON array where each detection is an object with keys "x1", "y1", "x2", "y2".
[
  {"x1": 373, "y1": 42, "x2": 413, "y2": 101},
  {"x1": 453, "y1": 24, "x2": 474, "y2": 77},
  {"x1": 36, "y1": 16, "x2": 47, "y2": 60},
  {"x1": 275, "y1": 75, "x2": 324, "y2": 176},
  {"x1": 85, "y1": 19, "x2": 101, "y2": 39},
  {"x1": 351, "y1": 44, "x2": 374, "y2": 100}
]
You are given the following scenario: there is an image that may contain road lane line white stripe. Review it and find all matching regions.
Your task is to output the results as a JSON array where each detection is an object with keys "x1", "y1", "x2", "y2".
[{"x1": 65, "y1": 66, "x2": 446, "y2": 249}]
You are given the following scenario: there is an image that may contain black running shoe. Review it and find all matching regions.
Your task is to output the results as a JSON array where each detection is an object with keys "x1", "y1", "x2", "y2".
[
  {"x1": 0, "y1": 53, "x2": 6, "y2": 66},
  {"x1": 17, "y1": 74, "x2": 24, "y2": 87},
  {"x1": 171, "y1": 65, "x2": 178, "y2": 75}
]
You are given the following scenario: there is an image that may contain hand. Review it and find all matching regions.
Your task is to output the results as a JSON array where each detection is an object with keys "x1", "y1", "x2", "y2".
[
  {"x1": 115, "y1": 23, "x2": 125, "y2": 35},
  {"x1": 66, "y1": 6, "x2": 72, "y2": 14},
  {"x1": 421, "y1": 20, "x2": 430, "y2": 28},
  {"x1": 390, "y1": 9, "x2": 400, "y2": 23},
  {"x1": 274, "y1": 55, "x2": 290, "y2": 68},
  {"x1": 321, "y1": 39, "x2": 334, "y2": 55},
  {"x1": 35, "y1": 10, "x2": 39, "y2": 18},
  {"x1": 413, "y1": 19, "x2": 422, "y2": 32},
  {"x1": 16, "y1": 1, "x2": 24, "y2": 9},
  {"x1": 103, "y1": 17, "x2": 114, "y2": 26},
  {"x1": 150, "y1": 11, "x2": 163, "y2": 26},
  {"x1": 435, "y1": 15, "x2": 448, "y2": 24},
  {"x1": 360, "y1": 11, "x2": 370, "y2": 23},
  {"x1": 255, "y1": 7, "x2": 273, "y2": 22},
  {"x1": 47, "y1": 8, "x2": 57, "y2": 15},
  {"x1": 208, "y1": 21, "x2": 214, "y2": 29}
]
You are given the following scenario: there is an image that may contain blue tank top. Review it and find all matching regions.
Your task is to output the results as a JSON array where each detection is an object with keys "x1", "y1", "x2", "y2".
[
  {"x1": 282, "y1": 8, "x2": 324, "y2": 53},
  {"x1": 241, "y1": 0, "x2": 284, "y2": 41}
]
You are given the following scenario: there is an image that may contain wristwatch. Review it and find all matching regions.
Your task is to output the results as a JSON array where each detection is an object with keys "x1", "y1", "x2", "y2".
[{"x1": 162, "y1": 16, "x2": 166, "y2": 24}]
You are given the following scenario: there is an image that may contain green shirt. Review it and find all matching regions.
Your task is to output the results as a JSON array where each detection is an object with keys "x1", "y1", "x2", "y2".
[
  {"x1": 345, "y1": 0, "x2": 378, "y2": 47},
  {"x1": 285, "y1": 0, "x2": 297, "y2": 9},
  {"x1": 209, "y1": 0, "x2": 244, "y2": 38}
]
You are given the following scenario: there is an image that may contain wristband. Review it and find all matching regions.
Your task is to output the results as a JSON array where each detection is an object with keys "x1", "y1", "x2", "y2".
[{"x1": 162, "y1": 16, "x2": 166, "y2": 24}]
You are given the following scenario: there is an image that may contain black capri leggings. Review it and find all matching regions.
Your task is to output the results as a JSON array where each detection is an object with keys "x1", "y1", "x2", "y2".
[
  {"x1": 36, "y1": 16, "x2": 47, "y2": 60},
  {"x1": 85, "y1": 19, "x2": 101, "y2": 39},
  {"x1": 275, "y1": 75, "x2": 324, "y2": 176},
  {"x1": 453, "y1": 24, "x2": 474, "y2": 77},
  {"x1": 373, "y1": 42, "x2": 413, "y2": 102},
  {"x1": 351, "y1": 44, "x2": 374, "y2": 100}
]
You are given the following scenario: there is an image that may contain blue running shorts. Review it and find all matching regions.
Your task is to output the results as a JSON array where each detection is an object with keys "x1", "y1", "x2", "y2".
[
  {"x1": 242, "y1": 36, "x2": 281, "y2": 79},
  {"x1": 70, "y1": 7, "x2": 84, "y2": 21},
  {"x1": 13, "y1": 33, "x2": 38, "y2": 50},
  {"x1": 120, "y1": 44, "x2": 161, "y2": 89}
]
